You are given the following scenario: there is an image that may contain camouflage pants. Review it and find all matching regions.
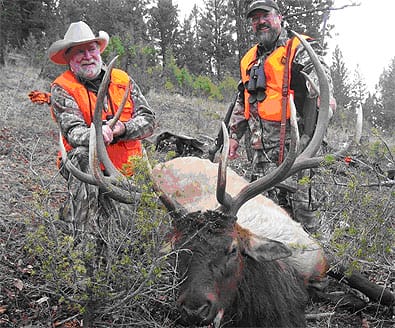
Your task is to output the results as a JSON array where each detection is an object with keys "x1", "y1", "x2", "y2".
[
  {"x1": 248, "y1": 118, "x2": 317, "y2": 229},
  {"x1": 58, "y1": 147, "x2": 136, "y2": 240}
]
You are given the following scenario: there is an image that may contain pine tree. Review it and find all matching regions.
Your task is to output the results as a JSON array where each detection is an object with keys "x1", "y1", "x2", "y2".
[
  {"x1": 177, "y1": 6, "x2": 206, "y2": 76},
  {"x1": 198, "y1": 0, "x2": 236, "y2": 79},
  {"x1": 228, "y1": 0, "x2": 250, "y2": 61},
  {"x1": 277, "y1": 0, "x2": 335, "y2": 46},
  {"x1": 350, "y1": 65, "x2": 368, "y2": 106},
  {"x1": 377, "y1": 57, "x2": 395, "y2": 131},
  {"x1": 330, "y1": 45, "x2": 352, "y2": 109},
  {"x1": 149, "y1": 0, "x2": 179, "y2": 68},
  {"x1": 0, "y1": 0, "x2": 5, "y2": 66}
]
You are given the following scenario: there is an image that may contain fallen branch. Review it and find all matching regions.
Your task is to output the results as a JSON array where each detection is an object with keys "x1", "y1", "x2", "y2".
[{"x1": 306, "y1": 312, "x2": 335, "y2": 320}]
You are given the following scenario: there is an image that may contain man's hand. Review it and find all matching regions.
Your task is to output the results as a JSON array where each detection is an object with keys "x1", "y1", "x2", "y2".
[
  {"x1": 229, "y1": 138, "x2": 239, "y2": 159},
  {"x1": 110, "y1": 120, "x2": 126, "y2": 137},
  {"x1": 102, "y1": 125, "x2": 114, "y2": 145}
]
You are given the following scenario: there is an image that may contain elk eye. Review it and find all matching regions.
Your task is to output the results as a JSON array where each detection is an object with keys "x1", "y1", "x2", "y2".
[{"x1": 229, "y1": 245, "x2": 238, "y2": 257}]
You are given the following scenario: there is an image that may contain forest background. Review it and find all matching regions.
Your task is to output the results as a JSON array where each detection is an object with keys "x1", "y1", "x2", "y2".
[{"x1": 0, "y1": 0, "x2": 394, "y2": 134}]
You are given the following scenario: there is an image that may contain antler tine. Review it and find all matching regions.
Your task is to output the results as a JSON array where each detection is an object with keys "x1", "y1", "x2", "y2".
[
  {"x1": 87, "y1": 55, "x2": 145, "y2": 203},
  {"x1": 283, "y1": 30, "x2": 356, "y2": 176},
  {"x1": 92, "y1": 55, "x2": 124, "y2": 179},
  {"x1": 108, "y1": 81, "x2": 131, "y2": 129},
  {"x1": 291, "y1": 30, "x2": 330, "y2": 161},
  {"x1": 59, "y1": 131, "x2": 101, "y2": 185},
  {"x1": 216, "y1": 122, "x2": 233, "y2": 210},
  {"x1": 88, "y1": 124, "x2": 140, "y2": 203}
]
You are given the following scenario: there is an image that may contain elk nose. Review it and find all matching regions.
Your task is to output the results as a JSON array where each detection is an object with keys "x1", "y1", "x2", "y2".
[{"x1": 180, "y1": 301, "x2": 212, "y2": 325}]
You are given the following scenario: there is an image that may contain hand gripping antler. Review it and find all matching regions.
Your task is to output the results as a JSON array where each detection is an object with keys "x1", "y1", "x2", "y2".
[{"x1": 59, "y1": 56, "x2": 140, "y2": 204}]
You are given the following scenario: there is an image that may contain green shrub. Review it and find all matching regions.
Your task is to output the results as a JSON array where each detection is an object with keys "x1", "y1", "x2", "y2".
[{"x1": 24, "y1": 156, "x2": 176, "y2": 326}]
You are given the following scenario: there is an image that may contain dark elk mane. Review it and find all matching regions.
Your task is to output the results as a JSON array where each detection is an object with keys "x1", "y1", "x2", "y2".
[{"x1": 232, "y1": 256, "x2": 307, "y2": 327}]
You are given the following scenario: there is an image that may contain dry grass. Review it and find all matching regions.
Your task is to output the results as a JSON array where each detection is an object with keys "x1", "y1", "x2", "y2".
[{"x1": 0, "y1": 57, "x2": 394, "y2": 327}]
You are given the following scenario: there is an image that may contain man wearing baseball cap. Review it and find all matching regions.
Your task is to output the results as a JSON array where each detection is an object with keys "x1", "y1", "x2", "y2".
[{"x1": 228, "y1": 0, "x2": 336, "y2": 230}]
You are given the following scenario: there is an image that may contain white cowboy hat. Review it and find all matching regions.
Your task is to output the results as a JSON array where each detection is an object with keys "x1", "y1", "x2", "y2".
[{"x1": 48, "y1": 21, "x2": 109, "y2": 65}]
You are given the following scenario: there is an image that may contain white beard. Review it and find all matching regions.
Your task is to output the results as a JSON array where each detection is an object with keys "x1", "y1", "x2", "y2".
[{"x1": 72, "y1": 57, "x2": 102, "y2": 80}]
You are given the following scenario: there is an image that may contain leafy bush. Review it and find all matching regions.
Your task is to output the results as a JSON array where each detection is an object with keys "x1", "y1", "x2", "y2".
[
  {"x1": 218, "y1": 75, "x2": 239, "y2": 100},
  {"x1": 193, "y1": 75, "x2": 223, "y2": 101},
  {"x1": 23, "y1": 156, "x2": 178, "y2": 327},
  {"x1": 314, "y1": 138, "x2": 394, "y2": 274}
]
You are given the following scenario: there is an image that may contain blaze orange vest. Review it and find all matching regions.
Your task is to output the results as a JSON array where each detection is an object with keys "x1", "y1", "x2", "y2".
[
  {"x1": 240, "y1": 36, "x2": 309, "y2": 122},
  {"x1": 52, "y1": 69, "x2": 142, "y2": 176}
]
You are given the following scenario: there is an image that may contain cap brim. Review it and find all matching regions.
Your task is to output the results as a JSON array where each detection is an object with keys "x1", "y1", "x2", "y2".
[
  {"x1": 48, "y1": 31, "x2": 109, "y2": 65},
  {"x1": 248, "y1": 6, "x2": 273, "y2": 17}
]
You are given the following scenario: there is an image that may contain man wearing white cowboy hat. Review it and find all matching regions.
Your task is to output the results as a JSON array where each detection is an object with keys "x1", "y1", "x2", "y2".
[{"x1": 48, "y1": 21, "x2": 155, "y2": 231}]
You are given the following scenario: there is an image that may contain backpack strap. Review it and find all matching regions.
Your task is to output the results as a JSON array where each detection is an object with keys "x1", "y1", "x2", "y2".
[{"x1": 278, "y1": 38, "x2": 293, "y2": 165}]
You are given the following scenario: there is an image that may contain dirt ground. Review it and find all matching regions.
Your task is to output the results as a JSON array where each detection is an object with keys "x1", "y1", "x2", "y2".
[{"x1": 0, "y1": 62, "x2": 394, "y2": 327}]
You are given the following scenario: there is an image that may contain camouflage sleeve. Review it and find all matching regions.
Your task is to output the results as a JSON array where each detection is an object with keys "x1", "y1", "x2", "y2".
[
  {"x1": 228, "y1": 81, "x2": 248, "y2": 140},
  {"x1": 50, "y1": 84, "x2": 90, "y2": 148},
  {"x1": 119, "y1": 78, "x2": 156, "y2": 141}
]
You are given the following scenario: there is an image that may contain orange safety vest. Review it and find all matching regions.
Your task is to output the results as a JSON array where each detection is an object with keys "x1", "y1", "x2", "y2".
[
  {"x1": 240, "y1": 36, "x2": 310, "y2": 122},
  {"x1": 51, "y1": 69, "x2": 142, "y2": 176}
]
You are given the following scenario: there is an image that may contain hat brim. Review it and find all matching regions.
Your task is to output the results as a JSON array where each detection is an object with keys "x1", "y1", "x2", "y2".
[
  {"x1": 48, "y1": 31, "x2": 109, "y2": 65},
  {"x1": 247, "y1": 4, "x2": 278, "y2": 18}
]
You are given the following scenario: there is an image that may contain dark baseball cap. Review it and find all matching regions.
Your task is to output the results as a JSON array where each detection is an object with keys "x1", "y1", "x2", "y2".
[{"x1": 247, "y1": 0, "x2": 280, "y2": 18}]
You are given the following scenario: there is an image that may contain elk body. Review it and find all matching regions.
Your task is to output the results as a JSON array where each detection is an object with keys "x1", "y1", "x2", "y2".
[
  {"x1": 152, "y1": 153, "x2": 328, "y2": 327},
  {"x1": 59, "y1": 32, "x2": 393, "y2": 328}
]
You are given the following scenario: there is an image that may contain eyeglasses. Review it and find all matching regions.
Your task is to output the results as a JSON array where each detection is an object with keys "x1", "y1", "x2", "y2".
[{"x1": 251, "y1": 11, "x2": 275, "y2": 24}]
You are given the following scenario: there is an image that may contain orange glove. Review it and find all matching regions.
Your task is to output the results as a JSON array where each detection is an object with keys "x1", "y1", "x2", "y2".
[
  {"x1": 28, "y1": 90, "x2": 51, "y2": 105},
  {"x1": 229, "y1": 138, "x2": 239, "y2": 160}
]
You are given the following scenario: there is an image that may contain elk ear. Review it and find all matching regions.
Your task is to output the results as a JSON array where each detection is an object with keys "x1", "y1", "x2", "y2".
[{"x1": 243, "y1": 236, "x2": 292, "y2": 262}]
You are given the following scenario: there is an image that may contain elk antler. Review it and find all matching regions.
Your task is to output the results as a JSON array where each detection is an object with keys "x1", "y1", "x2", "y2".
[
  {"x1": 59, "y1": 56, "x2": 141, "y2": 204},
  {"x1": 285, "y1": 30, "x2": 362, "y2": 175}
]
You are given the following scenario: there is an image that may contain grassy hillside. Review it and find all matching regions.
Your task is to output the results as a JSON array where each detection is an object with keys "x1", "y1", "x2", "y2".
[{"x1": 0, "y1": 59, "x2": 393, "y2": 327}]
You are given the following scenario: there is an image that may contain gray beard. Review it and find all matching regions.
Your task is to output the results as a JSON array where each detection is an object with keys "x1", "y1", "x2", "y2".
[{"x1": 255, "y1": 30, "x2": 278, "y2": 51}]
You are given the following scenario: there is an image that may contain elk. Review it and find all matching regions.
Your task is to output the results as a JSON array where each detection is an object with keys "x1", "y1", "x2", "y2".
[{"x1": 59, "y1": 32, "x2": 394, "y2": 327}]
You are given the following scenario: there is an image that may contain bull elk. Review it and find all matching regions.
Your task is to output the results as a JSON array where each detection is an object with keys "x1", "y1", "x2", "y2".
[{"x1": 59, "y1": 31, "x2": 393, "y2": 327}]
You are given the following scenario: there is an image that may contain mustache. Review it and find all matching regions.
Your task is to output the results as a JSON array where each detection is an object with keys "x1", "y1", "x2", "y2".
[{"x1": 257, "y1": 23, "x2": 271, "y2": 29}]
